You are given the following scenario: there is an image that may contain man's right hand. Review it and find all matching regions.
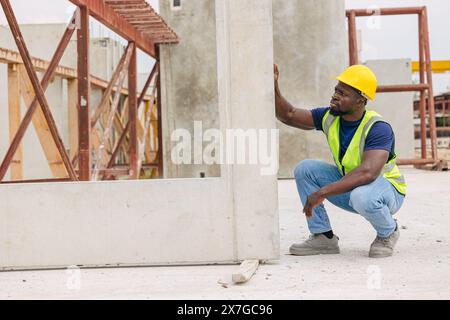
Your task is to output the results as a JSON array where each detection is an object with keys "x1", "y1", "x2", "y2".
[{"x1": 273, "y1": 63, "x2": 315, "y2": 130}]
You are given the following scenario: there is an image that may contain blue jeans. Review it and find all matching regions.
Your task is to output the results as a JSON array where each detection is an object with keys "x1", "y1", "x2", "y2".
[{"x1": 294, "y1": 159, "x2": 405, "y2": 237}]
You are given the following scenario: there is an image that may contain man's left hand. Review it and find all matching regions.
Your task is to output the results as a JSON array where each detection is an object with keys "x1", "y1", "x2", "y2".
[{"x1": 303, "y1": 191, "x2": 326, "y2": 218}]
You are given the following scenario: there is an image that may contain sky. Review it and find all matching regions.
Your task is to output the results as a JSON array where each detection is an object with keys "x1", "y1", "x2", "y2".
[{"x1": 0, "y1": 0, "x2": 448, "y2": 93}]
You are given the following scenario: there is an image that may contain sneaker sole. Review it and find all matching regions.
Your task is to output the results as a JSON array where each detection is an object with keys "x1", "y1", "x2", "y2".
[
  {"x1": 369, "y1": 251, "x2": 393, "y2": 258},
  {"x1": 289, "y1": 248, "x2": 340, "y2": 256}
]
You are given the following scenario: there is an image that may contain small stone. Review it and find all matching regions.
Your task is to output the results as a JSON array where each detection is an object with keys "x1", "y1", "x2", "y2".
[
  {"x1": 217, "y1": 280, "x2": 229, "y2": 288},
  {"x1": 436, "y1": 240, "x2": 442, "y2": 243},
  {"x1": 401, "y1": 225, "x2": 407, "y2": 230}
]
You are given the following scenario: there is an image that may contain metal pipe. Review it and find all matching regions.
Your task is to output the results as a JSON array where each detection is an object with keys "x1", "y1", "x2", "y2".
[
  {"x1": 156, "y1": 45, "x2": 163, "y2": 178},
  {"x1": 346, "y1": 7, "x2": 424, "y2": 17},
  {"x1": 423, "y1": 7, "x2": 438, "y2": 161},
  {"x1": 377, "y1": 84, "x2": 429, "y2": 92},
  {"x1": 418, "y1": 13, "x2": 427, "y2": 159},
  {"x1": 347, "y1": 11, "x2": 358, "y2": 65},
  {"x1": 128, "y1": 42, "x2": 138, "y2": 179},
  {"x1": 397, "y1": 159, "x2": 436, "y2": 165},
  {"x1": 77, "y1": 4, "x2": 91, "y2": 181}
]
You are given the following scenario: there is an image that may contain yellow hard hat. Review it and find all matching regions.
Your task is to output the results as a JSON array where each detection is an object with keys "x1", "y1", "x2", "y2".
[{"x1": 336, "y1": 65, "x2": 377, "y2": 100}]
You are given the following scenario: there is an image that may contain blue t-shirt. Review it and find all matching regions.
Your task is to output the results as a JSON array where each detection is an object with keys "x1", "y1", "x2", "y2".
[{"x1": 311, "y1": 107, "x2": 395, "y2": 162}]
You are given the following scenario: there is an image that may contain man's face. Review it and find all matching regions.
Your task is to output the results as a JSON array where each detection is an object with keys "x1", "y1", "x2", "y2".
[{"x1": 329, "y1": 82, "x2": 363, "y2": 116}]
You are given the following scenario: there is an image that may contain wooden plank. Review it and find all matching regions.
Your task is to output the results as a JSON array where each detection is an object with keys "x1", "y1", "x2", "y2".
[
  {"x1": 7, "y1": 64, "x2": 23, "y2": 180},
  {"x1": 232, "y1": 260, "x2": 259, "y2": 284},
  {"x1": 18, "y1": 66, "x2": 67, "y2": 178}
]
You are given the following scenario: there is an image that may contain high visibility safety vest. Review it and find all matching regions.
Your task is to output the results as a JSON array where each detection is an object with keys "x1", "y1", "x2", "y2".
[{"x1": 322, "y1": 110, "x2": 407, "y2": 195}]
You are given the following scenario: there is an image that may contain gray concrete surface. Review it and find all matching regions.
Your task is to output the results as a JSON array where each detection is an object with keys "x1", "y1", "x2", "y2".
[
  {"x1": 273, "y1": 0, "x2": 347, "y2": 178},
  {"x1": 1, "y1": 168, "x2": 449, "y2": 299},
  {"x1": 366, "y1": 59, "x2": 415, "y2": 160},
  {"x1": 159, "y1": 0, "x2": 348, "y2": 179},
  {"x1": 159, "y1": 0, "x2": 221, "y2": 178}
]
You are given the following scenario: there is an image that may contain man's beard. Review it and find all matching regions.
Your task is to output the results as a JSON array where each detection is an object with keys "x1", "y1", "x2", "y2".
[{"x1": 329, "y1": 108, "x2": 351, "y2": 116}]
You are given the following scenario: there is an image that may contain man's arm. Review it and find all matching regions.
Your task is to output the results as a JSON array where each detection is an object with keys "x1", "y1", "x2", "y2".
[
  {"x1": 303, "y1": 149, "x2": 389, "y2": 217},
  {"x1": 274, "y1": 65, "x2": 315, "y2": 130}
]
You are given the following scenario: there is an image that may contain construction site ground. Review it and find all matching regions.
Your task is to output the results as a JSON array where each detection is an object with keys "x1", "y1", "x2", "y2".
[{"x1": 0, "y1": 167, "x2": 449, "y2": 300}]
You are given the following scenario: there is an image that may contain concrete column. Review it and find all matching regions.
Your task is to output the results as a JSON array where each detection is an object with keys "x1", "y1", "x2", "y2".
[{"x1": 215, "y1": 0, "x2": 280, "y2": 259}]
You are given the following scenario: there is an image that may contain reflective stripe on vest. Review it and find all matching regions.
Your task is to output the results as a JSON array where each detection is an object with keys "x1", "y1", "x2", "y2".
[{"x1": 322, "y1": 110, "x2": 407, "y2": 195}]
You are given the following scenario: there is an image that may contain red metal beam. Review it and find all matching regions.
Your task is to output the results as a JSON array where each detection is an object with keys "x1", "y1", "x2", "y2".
[
  {"x1": 418, "y1": 12, "x2": 427, "y2": 159},
  {"x1": 0, "y1": 0, "x2": 78, "y2": 181},
  {"x1": 397, "y1": 159, "x2": 436, "y2": 166},
  {"x1": 156, "y1": 45, "x2": 163, "y2": 178},
  {"x1": 422, "y1": 7, "x2": 438, "y2": 161},
  {"x1": 347, "y1": 10, "x2": 358, "y2": 65},
  {"x1": 346, "y1": 7, "x2": 425, "y2": 17},
  {"x1": 77, "y1": 5, "x2": 91, "y2": 181},
  {"x1": 128, "y1": 42, "x2": 138, "y2": 179},
  {"x1": 69, "y1": 0, "x2": 156, "y2": 58},
  {"x1": 377, "y1": 84, "x2": 429, "y2": 93}
]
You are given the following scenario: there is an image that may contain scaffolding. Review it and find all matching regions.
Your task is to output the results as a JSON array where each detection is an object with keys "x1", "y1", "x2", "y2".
[
  {"x1": 0, "y1": 0, "x2": 178, "y2": 183},
  {"x1": 346, "y1": 6, "x2": 445, "y2": 169}
]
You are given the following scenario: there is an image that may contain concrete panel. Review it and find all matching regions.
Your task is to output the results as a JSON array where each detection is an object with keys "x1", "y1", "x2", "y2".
[
  {"x1": 366, "y1": 59, "x2": 415, "y2": 159},
  {"x1": 0, "y1": 179, "x2": 234, "y2": 269},
  {"x1": 273, "y1": 0, "x2": 347, "y2": 178}
]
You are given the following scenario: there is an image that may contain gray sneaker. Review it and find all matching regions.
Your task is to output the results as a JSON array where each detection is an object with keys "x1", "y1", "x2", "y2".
[
  {"x1": 369, "y1": 228, "x2": 400, "y2": 258},
  {"x1": 289, "y1": 234, "x2": 340, "y2": 256}
]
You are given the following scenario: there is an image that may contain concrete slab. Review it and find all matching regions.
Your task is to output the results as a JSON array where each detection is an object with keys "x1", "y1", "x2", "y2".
[{"x1": 0, "y1": 168, "x2": 449, "y2": 299}]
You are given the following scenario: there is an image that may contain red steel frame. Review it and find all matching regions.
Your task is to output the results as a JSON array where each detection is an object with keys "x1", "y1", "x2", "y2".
[
  {"x1": 0, "y1": 0, "x2": 175, "y2": 183},
  {"x1": 346, "y1": 7, "x2": 439, "y2": 167}
]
